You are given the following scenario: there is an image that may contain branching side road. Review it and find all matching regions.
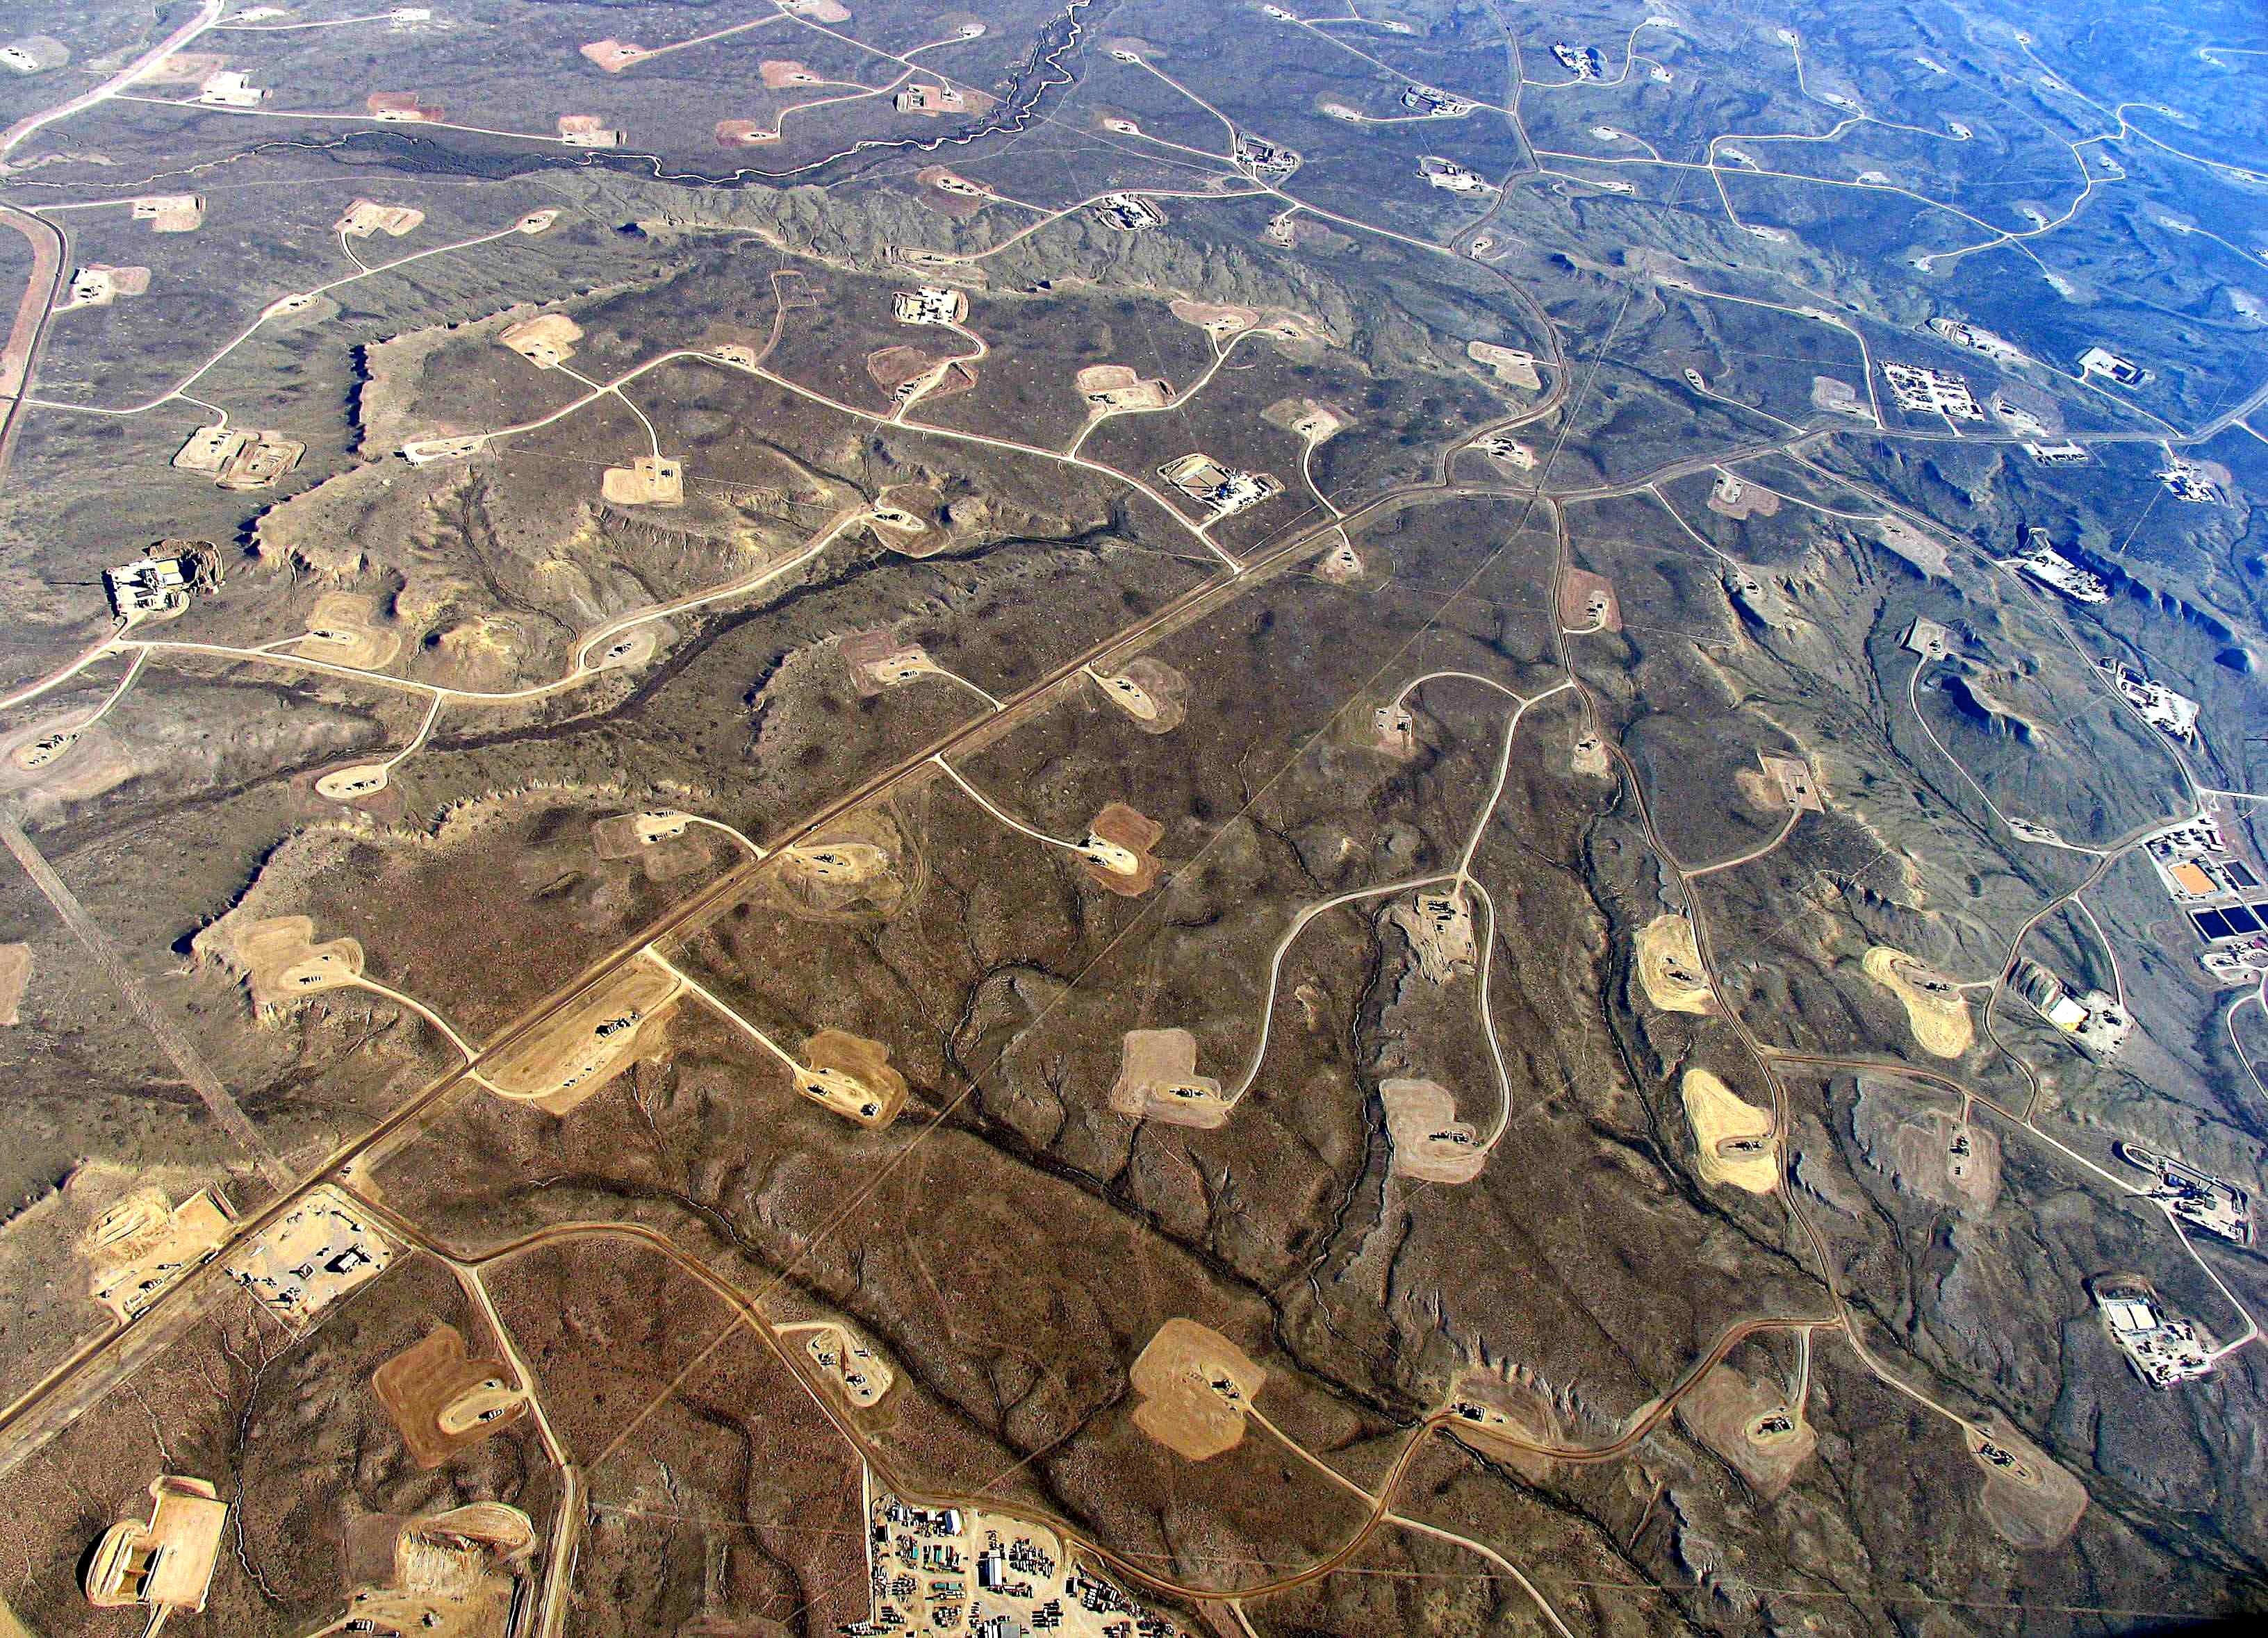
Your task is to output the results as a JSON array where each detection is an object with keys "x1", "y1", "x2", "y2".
[
  {"x1": 0, "y1": 461, "x2": 1454, "y2": 1475},
  {"x1": 0, "y1": 6, "x2": 2262, "y2": 1625},
  {"x1": 341, "y1": 1196, "x2": 1834, "y2": 1619}
]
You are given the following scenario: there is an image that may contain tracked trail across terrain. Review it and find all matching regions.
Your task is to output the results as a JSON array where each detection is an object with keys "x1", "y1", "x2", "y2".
[
  {"x1": 0, "y1": 807, "x2": 287, "y2": 1186},
  {"x1": 338, "y1": 1192, "x2": 1836, "y2": 1613},
  {"x1": 3, "y1": 4, "x2": 2268, "y2": 1628},
  {"x1": 0, "y1": 417, "x2": 1577, "y2": 1471}
]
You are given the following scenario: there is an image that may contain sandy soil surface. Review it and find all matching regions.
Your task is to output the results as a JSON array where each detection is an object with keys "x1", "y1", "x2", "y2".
[
  {"x1": 1707, "y1": 470, "x2": 1782, "y2": 520},
  {"x1": 1090, "y1": 657, "x2": 1188, "y2": 734},
  {"x1": 1864, "y1": 945, "x2": 1973, "y2": 1057},
  {"x1": 1636, "y1": 913, "x2": 1714, "y2": 1014},
  {"x1": 1109, "y1": 1027, "x2": 1226, "y2": 1127},
  {"x1": 1676, "y1": 1364, "x2": 1815, "y2": 1498},
  {"x1": 1443, "y1": 1366, "x2": 1562, "y2": 1482},
  {"x1": 1082, "y1": 802, "x2": 1164, "y2": 895},
  {"x1": 1380, "y1": 1078, "x2": 1484, "y2": 1183},
  {"x1": 372, "y1": 1322, "x2": 529, "y2": 1468},
  {"x1": 0, "y1": 941, "x2": 26, "y2": 1027},
  {"x1": 796, "y1": 1028, "x2": 910, "y2": 1127},
  {"x1": 1967, "y1": 1419, "x2": 2089, "y2": 1550},
  {"x1": 1889, "y1": 1105, "x2": 2000, "y2": 1212},
  {"x1": 1557, "y1": 566, "x2": 1622, "y2": 632},
  {"x1": 480, "y1": 963, "x2": 680, "y2": 1112},
  {"x1": 1681, "y1": 1068, "x2": 1778, "y2": 1193},
  {"x1": 194, "y1": 912, "x2": 365, "y2": 1018},
  {"x1": 1129, "y1": 1318, "x2": 1265, "y2": 1461}
]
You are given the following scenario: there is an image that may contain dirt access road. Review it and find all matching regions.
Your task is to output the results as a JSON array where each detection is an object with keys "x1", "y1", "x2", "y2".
[
  {"x1": 0, "y1": 203, "x2": 63, "y2": 478},
  {"x1": 0, "y1": 1, "x2": 229, "y2": 481}
]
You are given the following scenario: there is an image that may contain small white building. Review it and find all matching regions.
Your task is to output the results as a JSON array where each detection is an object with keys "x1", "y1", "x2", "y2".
[
  {"x1": 197, "y1": 70, "x2": 265, "y2": 107},
  {"x1": 2093, "y1": 1277, "x2": 2217, "y2": 1387},
  {"x1": 2101, "y1": 1292, "x2": 2159, "y2": 1335},
  {"x1": 2078, "y1": 345, "x2": 2146, "y2": 386}
]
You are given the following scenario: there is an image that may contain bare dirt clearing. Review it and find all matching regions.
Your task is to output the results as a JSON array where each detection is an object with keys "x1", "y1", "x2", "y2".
[
  {"x1": 1110, "y1": 1027, "x2": 1226, "y2": 1127},
  {"x1": 479, "y1": 962, "x2": 680, "y2": 1114},
  {"x1": 1636, "y1": 913, "x2": 1714, "y2": 1014},
  {"x1": 1967, "y1": 1421, "x2": 2089, "y2": 1550},
  {"x1": 1864, "y1": 945, "x2": 1973, "y2": 1058},
  {"x1": 1380, "y1": 1078, "x2": 1484, "y2": 1183},
  {"x1": 1681, "y1": 1068, "x2": 1779, "y2": 1193},
  {"x1": 1889, "y1": 1105, "x2": 2000, "y2": 1212},
  {"x1": 372, "y1": 1322, "x2": 530, "y2": 1468},
  {"x1": 1677, "y1": 1364, "x2": 1815, "y2": 1498},
  {"x1": 1130, "y1": 1318, "x2": 1265, "y2": 1462}
]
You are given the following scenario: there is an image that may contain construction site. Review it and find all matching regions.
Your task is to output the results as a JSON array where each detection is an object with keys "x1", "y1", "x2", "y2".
[
  {"x1": 476, "y1": 961, "x2": 681, "y2": 1112},
  {"x1": 83, "y1": 1475, "x2": 228, "y2": 1628},
  {"x1": 1379, "y1": 1077, "x2": 1484, "y2": 1183},
  {"x1": 2115, "y1": 1144, "x2": 2253, "y2": 1243},
  {"x1": 334, "y1": 1504, "x2": 536, "y2": 1638},
  {"x1": 2012, "y1": 958, "x2": 2132, "y2": 1059},
  {"x1": 2139, "y1": 806, "x2": 2268, "y2": 983},
  {"x1": 2007, "y1": 541, "x2": 2110, "y2": 603},
  {"x1": 1154, "y1": 452, "x2": 1279, "y2": 519},
  {"x1": 101, "y1": 542, "x2": 217, "y2": 621},
  {"x1": 81, "y1": 1186, "x2": 236, "y2": 1323},
  {"x1": 1388, "y1": 888, "x2": 1477, "y2": 982},
  {"x1": 170, "y1": 424, "x2": 305, "y2": 490},
  {"x1": 2099, "y1": 657, "x2": 2202, "y2": 739},
  {"x1": 224, "y1": 1185, "x2": 395, "y2": 1330},
  {"x1": 1108, "y1": 1028, "x2": 1227, "y2": 1127},
  {"x1": 1636, "y1": 913, "x2": 1715, "y2": 1014},
  {"x1": 1882, "y1": 361, "x2": 1984, "y2": 420}
]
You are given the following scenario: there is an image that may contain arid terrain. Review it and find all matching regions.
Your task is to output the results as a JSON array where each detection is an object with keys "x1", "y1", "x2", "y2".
[{"x1": 1, "y1": 2, "x2": 2266, "y2": 1636}]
